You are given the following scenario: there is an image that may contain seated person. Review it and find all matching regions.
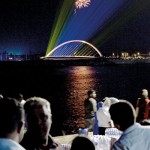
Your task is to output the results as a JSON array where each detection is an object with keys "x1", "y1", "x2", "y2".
[
  {"x1": 20, "y1": 96, "x2": 63, "y2": 150},
  {"x1": 0, "y1": 98, "x2": 25, "y2": 150},
  {"x1": 71, "y1": 136, "x2": 95, "y2": 150},
  {"x1": 109, "y1": 100, "x2": 150, "y2": 150}
]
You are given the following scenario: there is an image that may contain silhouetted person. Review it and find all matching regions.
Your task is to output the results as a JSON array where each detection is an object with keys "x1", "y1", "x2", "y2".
[
  {"x1": 21, "y1": 97, "x2": 62, "y2": 150},
  {"x1": 110, "y1": 100, "x2": 150, "y2": 150},
  {"x1": 84, "y1": 89, "x2": 97, "y2": 131},
  {"x1": 0, "y1": 98, "x2": 25, "y2": 150},
  {"x1": 70, "y1": 136, "x2": 95, "y2": 150}
]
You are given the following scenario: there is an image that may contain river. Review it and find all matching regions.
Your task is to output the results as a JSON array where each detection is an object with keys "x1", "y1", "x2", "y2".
[{"x1": 0, "y1": 62, "x2": 150, "y2": 136}]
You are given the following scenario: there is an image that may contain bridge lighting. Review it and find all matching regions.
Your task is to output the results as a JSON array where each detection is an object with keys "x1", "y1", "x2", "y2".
[
  {"x1": 47, "y1": 0, "x2": 146, "y2": 58},
  {"x1": 45, "y1": 40, "x2": 102, "y2": 58}
]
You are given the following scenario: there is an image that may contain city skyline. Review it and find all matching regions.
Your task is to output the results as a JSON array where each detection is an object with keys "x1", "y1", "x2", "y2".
[{"x1": 0, "y1": 0, "x2": 150, "y2": 56}]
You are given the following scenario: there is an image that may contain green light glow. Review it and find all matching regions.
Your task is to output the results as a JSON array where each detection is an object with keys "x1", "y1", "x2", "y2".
[
  {"x1": 45, "y1": 0, "x2": 149, "y2": 57},
  {"x1": 46, "y1": 0, "x2": 74, "y2": 55}
]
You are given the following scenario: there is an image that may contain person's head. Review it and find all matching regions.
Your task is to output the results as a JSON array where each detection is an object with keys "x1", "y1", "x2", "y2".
[
  {"x1": 142, "y1": 89, "x2": 148, "y2": 98},
  {"x1": 87, "y1": 89, "x2": 96, "y2": 98},
  {"x1": 24, "y1": 97, "x2": 52, "y2": 142},
  {"x1": 0, "y1": 98, "x2": 25, "y2": 143},
  {"x1": 109, "y1": 100, "x2": 136, "y2": 131},
  {"x1": 71, "y1": 136, "x2": 95, "y2": 150}
]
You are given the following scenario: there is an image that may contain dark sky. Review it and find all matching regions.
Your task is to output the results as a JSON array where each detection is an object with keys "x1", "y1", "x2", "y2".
[
  {"x1": 101, "y1": 1, "x2": 150, "y2": 55},
  {"x1": 0, "y1": 0, "x2": 150, "y2": 55},
  {"x1": 0, "y1": 0, "x2": 59, "y2": 55}
]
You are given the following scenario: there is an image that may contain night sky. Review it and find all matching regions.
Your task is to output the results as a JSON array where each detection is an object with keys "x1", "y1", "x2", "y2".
[
  {"x1": 0, "y1": 0, "x2": 59, "y2": 55},
  {"x1": 101, "y1": 0, "x2": 150, "y2": 55},
  {"x1": 0, "y1": 0, "x2": 150, "y2": 56}
]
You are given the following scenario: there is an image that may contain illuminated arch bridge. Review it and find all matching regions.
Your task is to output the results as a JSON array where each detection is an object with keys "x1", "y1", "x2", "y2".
[{"x1": 44, "y1": 40, "x2": 102, "y2": 59}]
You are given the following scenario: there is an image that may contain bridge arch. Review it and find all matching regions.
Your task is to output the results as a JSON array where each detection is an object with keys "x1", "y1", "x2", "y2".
[{"x1": 45, "y1": 40, "x2": 102, "y2": 58}]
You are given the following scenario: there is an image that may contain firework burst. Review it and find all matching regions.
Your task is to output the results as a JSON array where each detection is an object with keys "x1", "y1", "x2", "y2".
[{"x1": 75, "y1": 0, "x2": 91, "y2": 9}]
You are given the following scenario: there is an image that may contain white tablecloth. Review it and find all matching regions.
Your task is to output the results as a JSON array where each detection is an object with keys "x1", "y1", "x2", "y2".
[{"x1": 59, "y1": 128, "x2": 122, "y2": 150}]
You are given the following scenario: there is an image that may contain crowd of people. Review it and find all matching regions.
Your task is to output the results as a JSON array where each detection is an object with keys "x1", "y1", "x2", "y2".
[
  {"x1": 83, "y1": 88, "x2": 150, "y2": 149},
  {"x1": 0, "y1": 88, "x2": 150, "y2": 150}
]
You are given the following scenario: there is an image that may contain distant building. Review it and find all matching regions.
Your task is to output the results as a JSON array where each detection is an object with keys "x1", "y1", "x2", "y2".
[{"x1": 0, "y1": 51, "x2": 44, "y2": 61}]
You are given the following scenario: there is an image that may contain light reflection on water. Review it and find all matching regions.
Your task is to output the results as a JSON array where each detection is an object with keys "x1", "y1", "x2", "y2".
[
  {"x1": 1, "y1": 63, "x2": 150, "y2": 136},
  {"x1": 50, "y1": 64, "x2": 150, "y2": 135},
  {"x1": 61, "y1": 66, "x2": 102, "y2": 134}
]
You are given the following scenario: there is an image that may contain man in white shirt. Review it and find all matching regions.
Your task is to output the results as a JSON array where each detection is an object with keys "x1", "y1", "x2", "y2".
[
  {"x1": 0, "y1": 98, "x2": 25, "y2": 150},
  {"x1": 109, "y1": 100, "x2": 150, "y2": 150}
]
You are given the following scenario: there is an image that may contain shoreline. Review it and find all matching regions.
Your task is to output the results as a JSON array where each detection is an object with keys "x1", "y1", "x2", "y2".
[{"x1": 0, "y1": 57, "x2": 150, "y2": 66}]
